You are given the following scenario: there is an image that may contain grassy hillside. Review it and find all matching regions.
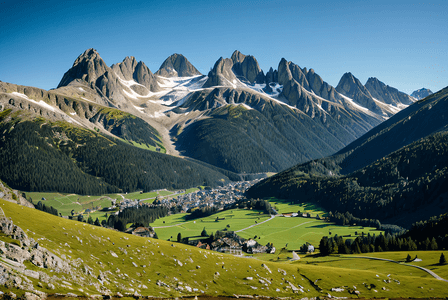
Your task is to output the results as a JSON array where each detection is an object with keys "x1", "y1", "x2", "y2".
[{"x1": 1, "y1": 199, "x2": 448, "y2": 299}]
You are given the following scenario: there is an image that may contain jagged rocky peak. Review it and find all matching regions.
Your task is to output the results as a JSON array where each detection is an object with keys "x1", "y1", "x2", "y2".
[
  {"x1": 336, "y1": 72, "x2": 383, "y2": 114},
  {"x1": 58, "y1": 48, "x2": 109, "y2": 88},
  {"x1": 277, "y1": 58, "x2": 309, "y2": 90},
  {"x1": 231, "y1": 50, "x2": 246, "y2": 64},
  {"x1": 155, "y1": 53, "x2": 201, "y2": 77},
  {"x1": 336, "y1": 72, "x2": 372, "y2": 99},
  {"x1": 111, "y1": 56, "x2": 138, "y2": 81},
  {"x1": 365, "y1": 77, "x2": 415, "y2": 106},
  {"x1": 265, "y1": 67, "x2": 278, "y2": 84},
  {"x1": 230, "y1": 50, "x2": 264, "y2": 84},
  {"x1": 111, "y1": 56, "x2": 160, "y2": 92},
  {"x1": 411, "y1": 88, "x2": 433, "y2": 100},
  {"x1": 203, "y1": 57, "x2": 238, "y2": 88}
]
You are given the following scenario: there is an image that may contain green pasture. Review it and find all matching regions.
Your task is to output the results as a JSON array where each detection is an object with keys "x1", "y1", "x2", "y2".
[
  {"x1": 24, "y1": 192, "x2": 114, "y2": 216},
  {"x1": 150, "y1": 209, "x2": 271, "y2": 241},
  {"x1": 267, "y1": 197, "x2": 326, "y2": 216},
  {"x1": 353, "y1": 251, "x2": 448, "y2": 280},
  {"x1": 238, "y1": 217, "x2": 382, "y2": 250},
  {"x1": 22, "y1": 187, "x2": 200, "y2": 216},
  {"x1": 151, "y1": 198, "x2": 382, "y2": 249}
]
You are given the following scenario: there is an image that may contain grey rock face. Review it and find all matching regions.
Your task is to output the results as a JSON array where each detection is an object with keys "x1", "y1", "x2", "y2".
[
  {"x1": 265, "y1": 67, "x2": 278, "y2": 84},
  {"x1": 306, "y1": 69, "x2": 344, "y2": 103},
  {"x1": 231, "y1": 52, "x2": 265, "y2": 84},
  {"x1": 155, "y1": 53, "x2": 201, "y2": 77},
  {"x1": 58, "y1": 49, "x2": 108, "y2": 88},
  {"x1": 365, "y1": 77, "x2": 414, "y2": 105},
  {"x1": 111, "y1": 56, "x2": 138, "y2": 81},
  {"x1": 203, "y1": 57, "x2": 239, "y2": 88},
  {"x1": 336, "y1": 72, "x2": 382, "y2": 113},
  {"x1": 112, "y1": 57, "x2": 160, "y2": 92},
  {"x1": 411, "y1": 88, "x2": 433, "y2": 100},
  {"x1": 231, "y1": 50, "x2": 246, "y2": 64}
]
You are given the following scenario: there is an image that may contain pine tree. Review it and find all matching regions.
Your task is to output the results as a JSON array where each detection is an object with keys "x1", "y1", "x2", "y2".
[
  {"x1": 439, "y1": 253, "x2": 447, "y2": 265},
  {"x1": 177, "y1": 232, "x2": 182, "y2": 242},
  {"x1": 201, "y1": 227, "x2": 208, "y2": 237},
  {"x1": 406, "y1": 254, "x2": 412, "y2": 262}
]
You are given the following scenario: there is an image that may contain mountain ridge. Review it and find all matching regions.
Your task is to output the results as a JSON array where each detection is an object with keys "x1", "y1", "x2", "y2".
[{"x1": 1, "y1": 48, "x2": 420, "y2": 183}]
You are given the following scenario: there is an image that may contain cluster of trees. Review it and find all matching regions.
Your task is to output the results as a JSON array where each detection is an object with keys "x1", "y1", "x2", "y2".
[
  {"x1": 405, "y1": 213, "x2": 448, "y2": 240},
  {"x1": 34, "y1": 200, "x2": 59, "y2": 216},
  {"x1": 231, "y1": 198, "x2": 275, "y2": 215},
  {"x1": 186, "y1": 207, "x2": 218, "y2": 220},
  {"x1": 0, "y1": 116, "x2": 233, "y2": 195},
  {"x1": 319, "y1": 233, "x2": 440, "y2": 256},
  {"x1": 96, "y1": 108, "x2": 161, "y2": 148},
  {"x1": 106, "y1": 205, "x2": 168, "y2": 231},
  {"x1": 328, "y1": 211, "x2": 406, "y2": 235}
]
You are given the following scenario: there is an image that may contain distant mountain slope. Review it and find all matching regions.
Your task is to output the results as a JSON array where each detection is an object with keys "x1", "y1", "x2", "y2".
[
  {"x1": 246, "y1": 86, "x2": 448, "y2": 228},
  {"x1": 175, "y1": 97, "x2": 345, "y2": 173},
  {"x1": 364, "y1": 77, "x2": 414, "y2": 106},
  {"x1": 0, "y1": 109, "x2": 233, "y2": 194},
  {"x1": 411, "y1": 88, "x2": 433, "y2": 100}
]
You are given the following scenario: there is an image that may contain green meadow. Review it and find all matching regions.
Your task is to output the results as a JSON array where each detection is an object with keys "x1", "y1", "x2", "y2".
[
  {"x1": 151, "y1": 197, "x2": 382, "y2": 250},
  {"x1": 150, "y1": 209, "x2": 271, "y2": 241},
  {"x1": 23, "y1": 188, "x2": 200, "y2": 217},
  {"x1": 1, "y1": 199, "x2": 447, "y2": 299}
]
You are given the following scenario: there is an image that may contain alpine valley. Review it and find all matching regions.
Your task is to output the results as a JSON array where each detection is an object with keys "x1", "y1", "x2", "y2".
[{"x1": 1, "y1": 49, "x2": 448, "y2": 299}]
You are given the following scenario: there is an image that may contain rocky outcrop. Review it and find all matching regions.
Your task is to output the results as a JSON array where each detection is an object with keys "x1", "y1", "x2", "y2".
[
  {"x1": 155, "y1": 53, "x2": 201, "y2": 77},
  {"x1": 306, "y1": 68, "x2": 344, "y2": 103},
  {"x1": 336, "y1": 72, "x2": 382, "y2": 113},
  {"x1": 112, "y1": 57, "x2": 161, "y2": 92},
  {"x1": 58, "y1": 48, "x2": 109, "y2": 88},
  {"x1": 0, "y1": 215, "x2": 75, "y2": 298},
  {"x1": 265, "y1": 67, "x2": 278, "y2": 84},
  {"x1": 365, "y1": 77, "x2": 415, "y2": 106},
  {"x1": 411, "y1": 88, "x2": 433, "y2": 100},
  {"x1": 0, "y1": 179, "x2": 34, "y2": 209},
  {"x1": 203, "y1": 57, "x2": 240, "y2": 88},
  {"x1": 230, "y1": 50, "x2": 246, "y2": 64},
  {"x1": 231, "y1": 51, "x2": 265, "y2": 84}
]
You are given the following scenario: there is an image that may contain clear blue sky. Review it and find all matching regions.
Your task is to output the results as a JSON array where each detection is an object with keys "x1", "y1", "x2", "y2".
[{"x1": 0, "y1": 0, "x2": 446, "y2": 94}]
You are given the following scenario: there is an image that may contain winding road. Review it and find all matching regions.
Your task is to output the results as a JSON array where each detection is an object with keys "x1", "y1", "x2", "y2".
[{"x1": 343, "y1": 255, "x2": 448, "y2": 282}]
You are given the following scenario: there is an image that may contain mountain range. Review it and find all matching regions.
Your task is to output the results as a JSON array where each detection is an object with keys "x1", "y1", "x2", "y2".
[{"x1": 0, "y1": 48, "x2": 417, "y2": 193}]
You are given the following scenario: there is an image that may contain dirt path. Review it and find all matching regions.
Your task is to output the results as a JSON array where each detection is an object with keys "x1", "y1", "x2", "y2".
[
  {"x1": 152, "y1": 221, "x2": 190, "y2": 229},
  {"x1": 345, "y1": 255, "x2": 448, "y2": 282},
  {"x1": 234, "y1": 215, "x2": 277, "y2": 233}
]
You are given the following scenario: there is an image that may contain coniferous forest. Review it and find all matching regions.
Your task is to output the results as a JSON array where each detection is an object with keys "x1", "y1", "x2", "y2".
[
  {"x1": 247, "y1": 131, "x2": 448, "y2": 228},
  {"x1": 0, "y1": 110, "x2": 234, "y2": 194}
]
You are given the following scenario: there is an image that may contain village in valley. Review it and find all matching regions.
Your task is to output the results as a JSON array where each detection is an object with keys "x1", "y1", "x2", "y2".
[
  {"x1": 118, "y1": 180, "x2": 261, "y2": 213},
  {"x1": 114, "y1": 179, "x2": 320, "y2": 257}
]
